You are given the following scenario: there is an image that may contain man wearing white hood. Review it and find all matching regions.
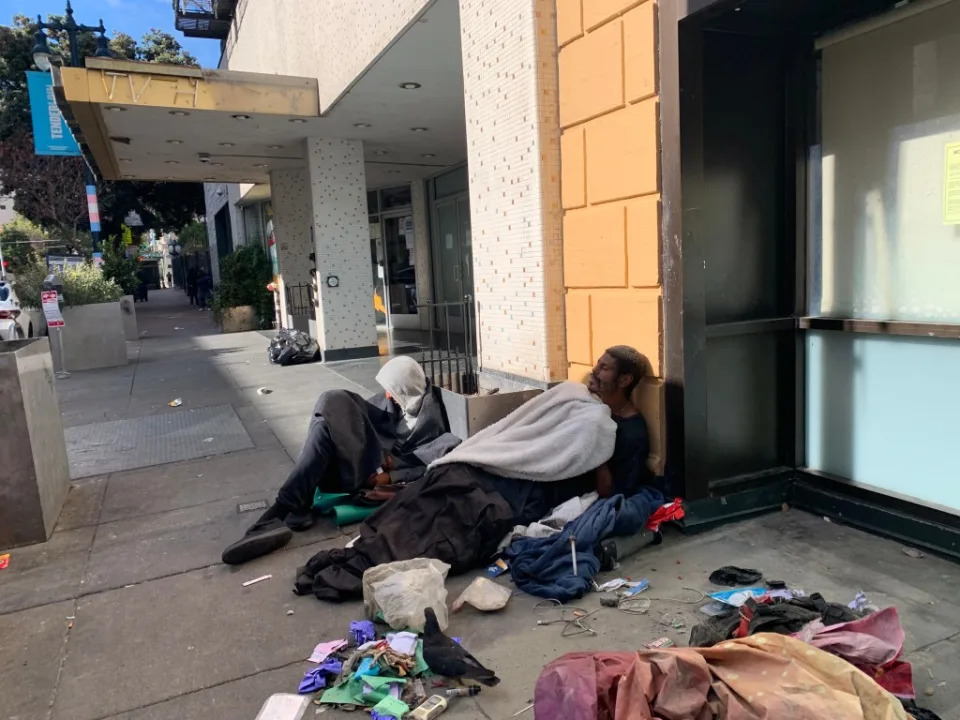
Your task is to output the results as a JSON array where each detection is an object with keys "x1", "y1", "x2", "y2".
[{"x1": 222, "y1": 356, "x2": 456, "y2": 565}]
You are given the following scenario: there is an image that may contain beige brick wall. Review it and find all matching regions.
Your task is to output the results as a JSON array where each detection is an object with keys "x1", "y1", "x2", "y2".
[
  {"x1": 459, "y1": 0, "x2": 567, "y2": 384},
  {"x1": 556, "y1": 0, "x2": 664, "y2": 472}
]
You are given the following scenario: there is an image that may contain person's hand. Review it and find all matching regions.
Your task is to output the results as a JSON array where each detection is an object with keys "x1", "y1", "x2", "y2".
[
  {"x1": 383, "y1": 455, "x2": 395, "y2": 471},
  {"x1": 368, "y1": 471, "x2": 391, "y2": 488}
]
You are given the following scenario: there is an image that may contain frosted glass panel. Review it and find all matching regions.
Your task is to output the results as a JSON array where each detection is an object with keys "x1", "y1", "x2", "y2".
[
  {"x1": 806, "y1": 330, "x2": 960, "y2": 513},
  {"x1": 813, "y1": 2, "x2": 960, "y2": 321}
]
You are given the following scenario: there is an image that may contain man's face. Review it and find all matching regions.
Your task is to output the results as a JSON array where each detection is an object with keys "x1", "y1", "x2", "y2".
[{"x1": 588, "y1": 353, "x2": 620, "y2": 396}]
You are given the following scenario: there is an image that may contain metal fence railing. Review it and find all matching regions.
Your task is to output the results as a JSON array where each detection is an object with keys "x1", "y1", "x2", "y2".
[
  {"x1": 416, "y1": 296, "x2": 478, "y2": 395},
  {"x1": 285, "y1": 283, "x2": 315, "y2": 319}
]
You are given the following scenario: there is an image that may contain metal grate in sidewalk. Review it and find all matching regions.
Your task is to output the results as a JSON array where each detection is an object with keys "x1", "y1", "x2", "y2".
[{"x1": 64, "y1": 404, "x2": 254, "y2": 479}]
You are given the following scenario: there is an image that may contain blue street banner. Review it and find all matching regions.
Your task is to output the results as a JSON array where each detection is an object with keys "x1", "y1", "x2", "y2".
[{"x1": 25, "y1": 71, "x2": 82, "y2": 156}]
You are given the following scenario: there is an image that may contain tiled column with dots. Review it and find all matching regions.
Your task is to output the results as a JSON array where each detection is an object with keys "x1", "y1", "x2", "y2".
[{"x1": 305, "y1": 138, "x2": 378, "y2": 357}]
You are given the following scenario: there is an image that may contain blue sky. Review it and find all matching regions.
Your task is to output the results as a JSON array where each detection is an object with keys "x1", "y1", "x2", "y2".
[{"x1": 7, "y1": 0, "x2": 222, "y2": 68}]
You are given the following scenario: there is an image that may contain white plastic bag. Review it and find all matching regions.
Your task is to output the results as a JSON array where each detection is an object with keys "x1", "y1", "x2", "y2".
[
  {"x1": 362, "y1": 558, "x2": 450, "y2": 632},
  {"x1": 452, "y1": 576, "x2": 512, "y2": 613}
]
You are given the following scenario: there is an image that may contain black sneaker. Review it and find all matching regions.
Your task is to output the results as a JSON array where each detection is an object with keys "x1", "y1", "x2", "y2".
[
  {"x1": 284, "y1": 510, "x2": 316, "y2": 532},
  {"x1": 221, "y1": 519, "x2": 293, "y2": 565}
]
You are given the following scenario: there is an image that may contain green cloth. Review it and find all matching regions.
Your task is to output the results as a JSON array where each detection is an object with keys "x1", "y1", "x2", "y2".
[
  {"x1": 331, "y1": 503, "x2": 377, "y2": 526},
  {"x1": 413, "y1": 640, "x2": 431, "y2": 677},
  {"x1": 371, "y1": 697, "x2": 410, "y2": 719},
  {"x1": 312, "y1": 491, "x2": 350, "y2": 512},
  {"x1": 319, "y1": 670, "x2": 407, "y2": 706}
]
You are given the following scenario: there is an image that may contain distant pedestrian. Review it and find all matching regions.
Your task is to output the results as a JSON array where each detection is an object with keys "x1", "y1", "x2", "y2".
[
  {"x1": 166, "y1": 271, "x2": 172, "y2": 289},
  {"x1": 186, "y1": 266, "x2": 198, "y2": 305},
  {"x1": 197, "y1": 270, "x2": 212, "y2": 310}
]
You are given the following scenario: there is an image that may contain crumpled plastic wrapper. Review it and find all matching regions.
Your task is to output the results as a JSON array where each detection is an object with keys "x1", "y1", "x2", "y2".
[
  {"x1": 452, "y1": 577, "x2": 512, "y2": 613},
  {"x1": 362, "y1": 558, "x2": 450, "y2": 632}
]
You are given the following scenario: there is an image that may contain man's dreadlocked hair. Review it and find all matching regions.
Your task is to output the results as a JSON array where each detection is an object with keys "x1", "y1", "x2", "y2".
[{"x1": 605, "y1": 345, "x2": 647, "y2": 395}]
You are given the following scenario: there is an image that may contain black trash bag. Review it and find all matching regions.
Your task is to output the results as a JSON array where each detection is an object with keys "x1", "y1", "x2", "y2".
[{"x1": 268, "y1": 329, "x2": 320, "y2": 366}]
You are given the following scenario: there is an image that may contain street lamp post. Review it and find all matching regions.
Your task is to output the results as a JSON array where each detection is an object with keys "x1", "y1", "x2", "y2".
[{"x1": 31, "y1": 1, "x2": 113, "y2": 253}]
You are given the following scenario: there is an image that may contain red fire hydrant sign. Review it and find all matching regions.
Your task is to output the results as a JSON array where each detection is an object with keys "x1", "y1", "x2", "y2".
[{"x1": 41, "y1": 290, "x2": 64, "y2": 328}]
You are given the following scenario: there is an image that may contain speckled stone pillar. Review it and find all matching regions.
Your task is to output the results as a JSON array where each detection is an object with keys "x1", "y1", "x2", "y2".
[{"x1": 305, "y1": 138, "x2": 378, "y2": 360}]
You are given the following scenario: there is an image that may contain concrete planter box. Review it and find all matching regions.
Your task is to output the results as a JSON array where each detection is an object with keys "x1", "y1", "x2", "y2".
[
  {"x1": 0, "y1": 338, "x2": 71, "y2": 547},
  {"x1": 440, "y1": 386, "x2": 542, "y2": 440},
  {"x1": 47, "y1": 301, "x2": 127, "y2": 373},
  {"x1": 221, "y1": 305, "x2": 258, "y2": 333},
  {"x1": 119, "y1": 295, "x2": 138, "y2": 340}
]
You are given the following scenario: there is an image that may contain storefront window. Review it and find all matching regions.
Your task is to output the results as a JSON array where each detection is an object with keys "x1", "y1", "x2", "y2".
[
  {"x1": 380, "y1": 185, "x2": 412, "y2": 210},
  {"x1": 810, "y1": 1, "x2": 960, "y2": 323},
  {"x1": 243, "y1": 203, "x2": 264, "y2": 246}
]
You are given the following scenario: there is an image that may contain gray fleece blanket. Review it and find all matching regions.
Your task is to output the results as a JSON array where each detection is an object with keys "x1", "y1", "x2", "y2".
[{"x1": 429, "y1": 382, "x2": 617, "y2": 482}]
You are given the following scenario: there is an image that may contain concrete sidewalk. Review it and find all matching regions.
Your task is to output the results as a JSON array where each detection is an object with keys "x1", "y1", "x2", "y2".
[{"x1": 2, "y1": 289, "x2": 959, "y2": 720}]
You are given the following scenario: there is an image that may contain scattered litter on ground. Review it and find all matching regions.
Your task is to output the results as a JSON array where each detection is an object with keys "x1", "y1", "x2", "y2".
[
  {"x1": 847, "y1": 591, "x2": 877, "y2": 613},
  {"x1": 512, "y1": 702, "x2": 534, "y2": 717},
  {"x1": 535, "y1": 599, "x2": 600, "y2": 637},
  {"x1": 594, "y1": 577, "x2": 644, "y2": 593},
  {"x1": 268, "y1": 329, "x2": 321, "y2": 366},
  {"x1": 709, "y1": 565, "x2": 763, "y2": 586},
  {"x1": 351, "y1": 620, "x2": 377, "y2": 645},
  {"x1": 485, "y1": 558, "x2": 509, "y2": 578},
  {"x1": 168, "y1": 398, "x2": 182, "y2": 407},
  {"x1": 0, "y1": 553, "x2": 9, "y2": 570},
  {"x1": 286, "y1": 610, "x2": 295, "y2": 616},
  {"x1": 925, "y1": 686, "x2": 936, "y2": 696},
  {"x1": 452, "y1": 577, "x2": 512, "y2": 612},
  {"x1": 823, "y1": 516, "x2": 831, "y2": 522},
  {"x1": 173, "y1": 326, "x2": 184, "y2": 330},
  {"x1": 644, "y1": 637, "x2": 675, "y2": 649},
  {"x1": 299, "y1": 658, "x2": 343, "y2": 694},
  {"x1": 202, "y1": 437, "x2": 213, "y2": 443},
  {"x1": 309, "y1": 639, "x2": 348, "y2": 663},
  {"x1": 902, "y1": 547, "x2": 925, "y2": 559},
  {"x1": 700, "y1": 601, "x2": 732, "y2": 617},
  {"x1": 707, "y1": 586, "x2": 768, "y2": 607},
  {"x1": 242, "y1": 574, "x2": 272, "y2": 587},
  {"x1": 257, "y1": 387, "x2": 273, "y2": 395},
  {"x1": 386, "y1": 631, "x2": 418, "y2": 656}
]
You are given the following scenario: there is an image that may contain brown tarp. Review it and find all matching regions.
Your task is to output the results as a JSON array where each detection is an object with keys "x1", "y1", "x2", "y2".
[{"x1": 534, "y1": 634, "x2": 908, "y2": 720}]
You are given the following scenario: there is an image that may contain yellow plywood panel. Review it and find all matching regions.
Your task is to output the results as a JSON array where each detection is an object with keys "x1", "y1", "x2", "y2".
[
  {"x1": 568, "y1": 362, "x2": 594, "y2": 383},
  {"x1": 585, "y1": 99, "x2": 659, "y2": 203},
  {"x1": 565, "y1": 291, "x2": 593, "y2": 365},
  {"x1": 563, "y1": 203, "x2": 627, "y2": 287},
  {"x1": 583, "y1": 0, "x2": 646, "y2": 31},
  {"x1": 590, "y1": 288, "x2": 661, "y2": 375},
  {"x1": 561, "y1": 126, "x2": 587, "y2": 209},
  {"x1": 626, "y1": 194, "x2": 660, "y2": 287},
  {"x1": 558, "y1": 20, "x2": 623, "y2": 128},
  {"x1": 557, "y1": 0, "x2": 583, "y2": 46},
  {"x1": 623, "y1": 1, "x2": 656, "y2": 103}
]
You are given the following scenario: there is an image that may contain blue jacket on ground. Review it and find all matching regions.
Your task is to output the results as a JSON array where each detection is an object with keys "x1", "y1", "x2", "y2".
[{"x1": 503, "y1": 486, "x2": 663, "y2": 602}]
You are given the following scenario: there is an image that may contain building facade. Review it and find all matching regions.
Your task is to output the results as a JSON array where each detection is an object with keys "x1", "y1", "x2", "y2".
[{"x1": 57, "y1": 0, "x2": 960, "y2": 556}]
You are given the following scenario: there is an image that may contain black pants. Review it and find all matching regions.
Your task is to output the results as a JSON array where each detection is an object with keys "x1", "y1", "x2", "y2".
[
  {"x1": 276, "y1": 416, "x2": 337, "y2": 512},
  {"x1": 188, "y1": 288, "x2": 197, "y2": 305}
]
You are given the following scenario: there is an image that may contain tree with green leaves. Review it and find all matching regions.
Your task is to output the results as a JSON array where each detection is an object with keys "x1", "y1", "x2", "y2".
[{"x1": 0, "y1": 16, "x2": 204, "y2": 248}]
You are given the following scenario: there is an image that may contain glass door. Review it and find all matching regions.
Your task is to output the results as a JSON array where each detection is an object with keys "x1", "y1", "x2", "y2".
[{"x1": 435, "y1": 199, "x2": 464, "y2": 323}]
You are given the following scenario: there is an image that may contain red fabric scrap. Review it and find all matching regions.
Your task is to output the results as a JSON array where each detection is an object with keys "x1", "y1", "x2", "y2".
[{"x1": 645, "y1": 499, "x2": 685, "y2": 532}]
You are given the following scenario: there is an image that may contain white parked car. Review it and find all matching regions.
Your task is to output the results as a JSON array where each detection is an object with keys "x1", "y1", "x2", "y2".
[{"x1": 0, "y1": 279, "x2": 45, "y2": 341}]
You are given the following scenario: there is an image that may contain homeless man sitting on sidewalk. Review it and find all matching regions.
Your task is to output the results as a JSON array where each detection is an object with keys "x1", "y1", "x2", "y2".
[
  {"x1": 295, "y1": 345, "x2": 664, "y2": 602},
  {"x1": 222, "y1": 355, "x2": 459, "y2": 565}
]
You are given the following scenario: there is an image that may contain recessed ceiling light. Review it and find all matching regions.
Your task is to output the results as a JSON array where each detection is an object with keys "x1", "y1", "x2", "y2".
[
  {"x1": 165, "y1": 160, "x2": 180, "y2": 165},
  {"x1": 119, "y1": 158, "x2": 132, "y2": 163},
  {"x1": 422, "y1": 153, "x2": 436, "y2": 159},
  {"x1": 106, "y1": 106, "x2": 126, "y2": 112},
  {"x1": 219, "y1": 142, "x2": 234, "y2": 148},
  {"x1": 232, "y1": 114, "x2": 251, "y2": 120},
  {"x1": 354, "y1": 122, "x2": 372, "y2": 129},
  {"x1": 165, "y1": 176, "x2": 175, "y2": 180},
  {"x1": 204, "y1": 177, "x2": 215, "y2": 181},
  {"x1": 410, "y1": 127, "x2": 428, "y2": 132},
  {"x1": 166, "y1": 139, "x2": 183, "y2": 145},
  {"x1": 254, "y1": 163, "x2": 267, "y2": 168},
  {"x1": 373, "y1": 149, "x2": 389, "y2": 156},
  {"x1": 289, "y1": 118, "x2": 307, "y2": 124},
  {"x1": 267, "y1": 144, "x2": 282, "y2": 149},
  {"x1": 399, "y1": 82, "x2": 421, "y2": 90},
  {"x1": 169, "y1": 110, "x2": 189, "y2": 116},
  {"x1": 210, "y1": 162, "x2": 224, "y2": 167}
]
